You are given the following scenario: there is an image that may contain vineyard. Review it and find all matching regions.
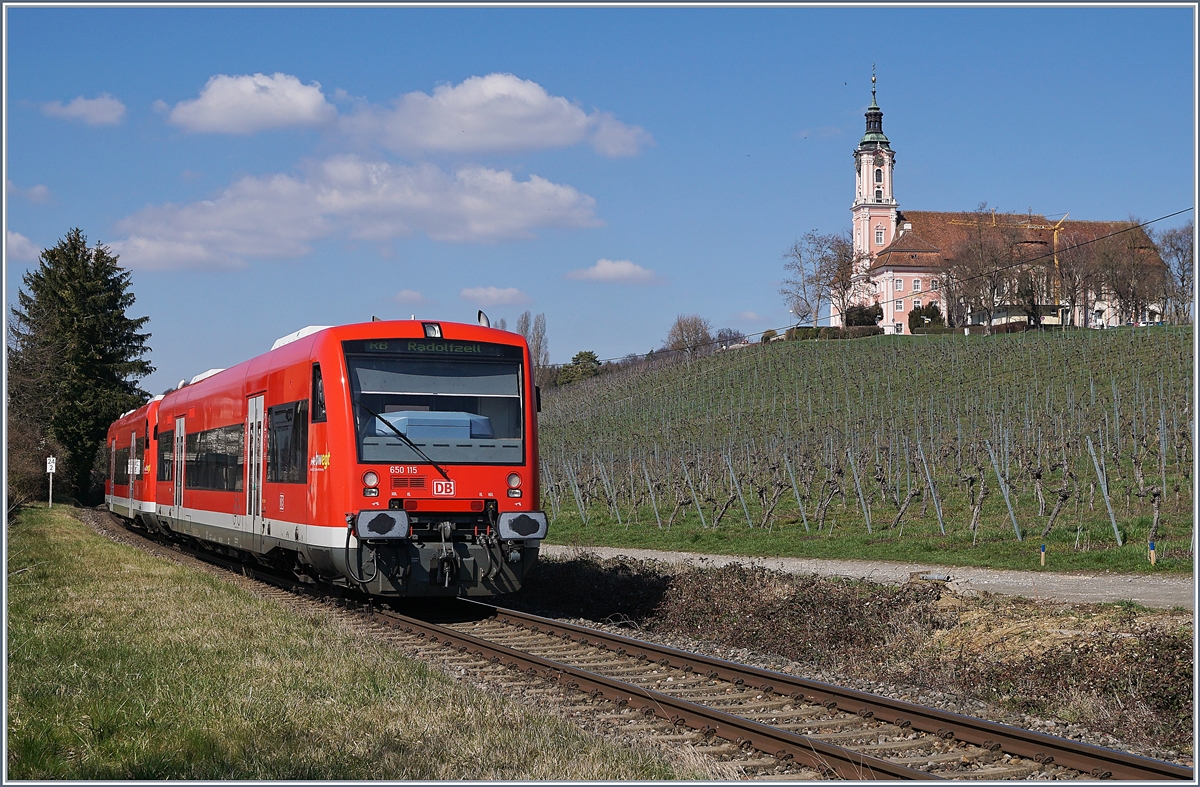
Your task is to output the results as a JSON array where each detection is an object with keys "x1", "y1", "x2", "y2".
[{"x1": 538, "y1": 328, "x2": 1194, "y2": 572}]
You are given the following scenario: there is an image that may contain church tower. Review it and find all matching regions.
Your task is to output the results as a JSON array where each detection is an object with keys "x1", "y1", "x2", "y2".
[{"x1": 851, "y1": 70, "x2": 897, "y2": 274}]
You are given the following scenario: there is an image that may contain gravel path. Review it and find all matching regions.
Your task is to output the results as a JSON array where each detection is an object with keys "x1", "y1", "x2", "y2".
[{"x1": 539, "y1": 545, "x2": 1195, "y2": 610}]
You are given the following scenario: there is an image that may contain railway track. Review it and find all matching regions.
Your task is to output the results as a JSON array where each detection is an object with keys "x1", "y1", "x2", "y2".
[{"x1": 87, "y1": 510, "x2": 1193, "y2": 781}]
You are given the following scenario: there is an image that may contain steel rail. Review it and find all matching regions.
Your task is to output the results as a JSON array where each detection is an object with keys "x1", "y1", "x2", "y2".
[
  {"x1": 371, "y1": 607, "x2": 933, "y2": 780},
  {"x1": 465, "y1": 600, "x2": 1193, "y2": 781}
]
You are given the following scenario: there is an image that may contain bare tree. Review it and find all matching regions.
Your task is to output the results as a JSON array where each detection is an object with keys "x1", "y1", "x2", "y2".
[
  {"x1": 665, "y1": 314, "x2": 713, "y2": 355},
  {"x1": 1157, "y1": 219, "x2": 1193, "y2": 324},
  {"x1": 936, "y1": 258, "x2": 970, "y2": 328},
  {"x1": 516, "y1": 311, "x2": 551, "y2": 386},
  {"x1": 1056, "y1": 230, "x2": 1099, "y2": 327},
  {"x1": 1091, "y1": 220, "x2": 1163, "y2": 325},
  {"x1": 780, "y1": 230, "x2": 834, "y2": 326},
  {"x1": 1016, "y1": 256, "x2": 1052, "y2": 327},
  {"x1": 950, "y1": 204, "x2": 1018, "y2": 334},
  {"x1": 715, "y1": 327, "x2": 746, "y2": 347},
  {"x1": 825, "y1": 230, "x2": 865, "y2": 327}
]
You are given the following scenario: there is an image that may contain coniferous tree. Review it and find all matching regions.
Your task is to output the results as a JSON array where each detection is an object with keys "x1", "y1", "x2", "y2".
[{"x1": 9, "y1": 228, "x2": 153, "y2": 503}]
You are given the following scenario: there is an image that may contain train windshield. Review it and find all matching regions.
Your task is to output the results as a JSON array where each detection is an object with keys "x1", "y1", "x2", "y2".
[{"x1": 344, "y1": 340, "x2": 524, "y2": 465}]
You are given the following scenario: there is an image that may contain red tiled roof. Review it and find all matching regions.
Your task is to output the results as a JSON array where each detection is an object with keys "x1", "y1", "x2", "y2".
[{"x1": 869, "y1": 211, "x2": 1163, "y2": 271}]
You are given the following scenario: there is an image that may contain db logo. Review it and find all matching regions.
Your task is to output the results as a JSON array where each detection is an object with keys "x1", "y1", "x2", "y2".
[{"x1": 433, "y1": 479, "x2": 455, "y2": 496}]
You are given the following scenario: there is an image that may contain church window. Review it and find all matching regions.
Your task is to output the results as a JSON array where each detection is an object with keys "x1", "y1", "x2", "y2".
[
  {"x1": 895, "y1": 278, "x2": 903, "y2": 291},
  {"x1": 914, "y1": 299, "x2": 922, "y2": 310},
  {"x1": 875, "y1": 189, "x2": 883, "y2": 202},
  {"x1": 875, "y1": 229, "x2": 884, "y2": 245},
  {"x1": 895, "y1": 299, "x2": 903, "y2": 311},
  {"x1": 913, "y1": 279, "x2": 921, "y2": 291},
  {"x1": 932, "y1": 278, "x2": 940, "y2": 290},
  {"x1": 875, "y1": 168, "x2": 882, "y2": 183}
]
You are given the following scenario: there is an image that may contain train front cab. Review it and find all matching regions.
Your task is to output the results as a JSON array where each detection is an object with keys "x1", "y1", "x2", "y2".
[
  {"x1": 105, "y1": 396, "x2": 162, "y2": 524},
  {"x1": 307, "y1": 322, "x2": 547, "y2": 597}
]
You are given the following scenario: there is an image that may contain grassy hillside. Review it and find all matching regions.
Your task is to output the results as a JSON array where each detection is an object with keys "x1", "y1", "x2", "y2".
[{"x1": 538, "y1": 328, "x2": 1193, "y2": 572}]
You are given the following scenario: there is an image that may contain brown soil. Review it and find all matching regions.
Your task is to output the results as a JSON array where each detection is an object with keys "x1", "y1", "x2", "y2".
[{"x1": 512, "y1": 552, "x2": 1194, "y2": 758}]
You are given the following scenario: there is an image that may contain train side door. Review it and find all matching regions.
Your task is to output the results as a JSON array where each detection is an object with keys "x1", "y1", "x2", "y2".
[
  {"x1": 246, "y1": 395, "x2": 265, "y2": 536},
  {"x1": 109, "y1": 439, "x2": 116, "y2": 505},
  {"x1": 173, "y1": 416, "x2": 186, "y2": 513},
  {"x1": 128, "y1": 430, "x2": 137, "y2": 514}
]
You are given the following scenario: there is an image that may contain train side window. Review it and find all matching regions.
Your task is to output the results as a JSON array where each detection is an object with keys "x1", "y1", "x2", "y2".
[
  {"x1": 267, "y1": 400, "x2": 309, "y2": 484},
  {"x1": 158, "y1": 430, "x2": 174, "y2": 481},
  {"x1": 114, "y1": 447, "x2": 131, "y2": 485},
  {"x1": 184, "y1": 424, "x2": 244, "y2": 492},
  {"x1": 311, "y1": 364, "x2": 326, "y2": 423}
]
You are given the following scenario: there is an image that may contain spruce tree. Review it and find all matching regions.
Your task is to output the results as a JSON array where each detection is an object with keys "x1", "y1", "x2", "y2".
[{"x1": 9, "y1": 228, "x2": 153, "y2": 502}]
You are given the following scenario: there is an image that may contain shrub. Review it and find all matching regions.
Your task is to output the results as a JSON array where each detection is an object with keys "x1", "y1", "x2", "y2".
[
  {"x1": 785, "y1": 327, "x2": 820, "y2": 341},
  {"x1": 844, "y1": 303, "x2": 883, "y2": 327},
  {"x1": 907, "y1": 302, "x2": 945, "y2": 333},
  {"x1": 759, "y1": 329, "x2": 778, "y2": 343}
]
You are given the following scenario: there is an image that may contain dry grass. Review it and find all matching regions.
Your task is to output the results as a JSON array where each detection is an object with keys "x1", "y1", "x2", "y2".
[
  {"x1": 6, "y1": 507, "x2": 681, "y2": 780},
  {"x1": 516, "y1": 553, "x2": 1194, "y2": 754}
]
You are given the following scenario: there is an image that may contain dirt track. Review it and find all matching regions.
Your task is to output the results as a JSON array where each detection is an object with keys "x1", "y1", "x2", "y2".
[{"x1": 538, "y1": 544, "x2": 1195, "y2": 610}]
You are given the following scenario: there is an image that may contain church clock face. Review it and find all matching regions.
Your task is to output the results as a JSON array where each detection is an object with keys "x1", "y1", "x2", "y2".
[{"x1": 873, "y1": 154, "x2": 884, "y2": 166}]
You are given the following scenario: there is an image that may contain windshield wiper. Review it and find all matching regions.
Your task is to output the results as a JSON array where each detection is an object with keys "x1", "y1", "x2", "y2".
[{"x1": 352, "y1": 400, "x2": 451, "y2": 481}]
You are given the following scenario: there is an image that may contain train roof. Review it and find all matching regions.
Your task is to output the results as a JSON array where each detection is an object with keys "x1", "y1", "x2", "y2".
[{"x1": 163, "y1": 319, "x2": 530, "y2": 410}]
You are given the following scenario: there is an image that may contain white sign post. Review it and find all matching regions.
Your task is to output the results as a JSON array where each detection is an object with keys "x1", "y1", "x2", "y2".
[{"x1": 46, "y1": 456, "x2": 56, "y2": 508}]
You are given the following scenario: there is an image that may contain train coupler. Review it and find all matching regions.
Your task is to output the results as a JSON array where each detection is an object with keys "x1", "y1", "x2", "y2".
[{"x1": 430, "y1": 553, "x2": 458, "y2": 587}]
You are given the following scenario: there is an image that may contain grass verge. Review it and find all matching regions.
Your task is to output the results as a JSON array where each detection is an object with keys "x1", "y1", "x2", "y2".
[
  {"x1": 544, "y1": 508, "x2": 1193, "y2": 574},
  {"x1": 6, "y1": 506, "x2": 681, "y2": 780}
]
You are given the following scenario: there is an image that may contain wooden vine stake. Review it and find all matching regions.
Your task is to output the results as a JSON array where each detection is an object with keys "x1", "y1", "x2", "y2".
[
  {"x1": 845, "y1": 449, "x2": 872, "y2": 534},
  {"x1": 1086, "y1": 435, "x2": 1123, "y2": 547},
  {"x1": 985, "y1": 440, "x2": 1022, "y2": 542},
  {"x1": 782, "y1": 452, "x2": 809, "y2": 533},
  {"x1": 680, "y1": 458, "x2": 707, "y2": 528},
  {"x1": 916, "y1": 438, "x2": 945, "y2": 535}
]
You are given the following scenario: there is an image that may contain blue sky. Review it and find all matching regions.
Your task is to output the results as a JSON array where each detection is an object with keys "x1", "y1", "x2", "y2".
[{"x1": 5, "y1": 6, "x2": 1195, "y2": 395}]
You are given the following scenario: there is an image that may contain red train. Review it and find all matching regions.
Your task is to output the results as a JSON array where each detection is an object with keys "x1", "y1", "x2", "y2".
[{"x1": 105, "y1": 319, "x2": 547, "y2": 597}]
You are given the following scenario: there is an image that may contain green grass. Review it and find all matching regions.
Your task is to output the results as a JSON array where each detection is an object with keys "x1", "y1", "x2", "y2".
[
  {"x1": 6, "y1": 506, "x2": 684, "y2": 780},
  {"x1": 544, "y1": 503, "x2": 1193, "y2": 574}
]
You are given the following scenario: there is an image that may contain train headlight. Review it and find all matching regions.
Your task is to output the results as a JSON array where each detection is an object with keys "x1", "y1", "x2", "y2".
[
  {"x1": 422, "y1": 322, "x2": 442, "y2": 338},
  {"x1": 506, "y1": 473, "x2": 522, "y2": 488},
  {"x1": 363, "y1": 471, "x2": 379, "y2": 487}
]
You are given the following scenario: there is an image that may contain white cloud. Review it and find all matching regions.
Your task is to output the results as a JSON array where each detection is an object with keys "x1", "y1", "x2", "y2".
[
  {"x1": 566, "y1": 258, "x2": 661, "y2": 284},
  {"x1": 41, "y1": 93, "x2": 125, "y2": 125},
  {"x1": 393, "y1": 289, "x2": 428, "y2": 305},
  {"x1": 7, "y1": 181, "x2": 51, "y2": 203},
  {"x1": 734, "y1": 311, "x2": 766, "y2": 322},
  {"x1": 459, "y1": 286, "x2": 531, "y2": 307},
  {"x1": 357, "y1": 73, "x2": 652, "y2": 157},
  {"x1": 113, "y1": 155, "x2": 598, "y2": 270},
  {"x1": 6, "y1": 230, "x2": 40, "y2": 261},
  {"x1": 168, "y1": 73, "x2": 336, "y2": 134},
  {"x1": 590, "y1": 112, "x2": 655, "y2": 157},
  {"x1": 113, "y1": 172, "x2": 327, "y2": 269}
]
